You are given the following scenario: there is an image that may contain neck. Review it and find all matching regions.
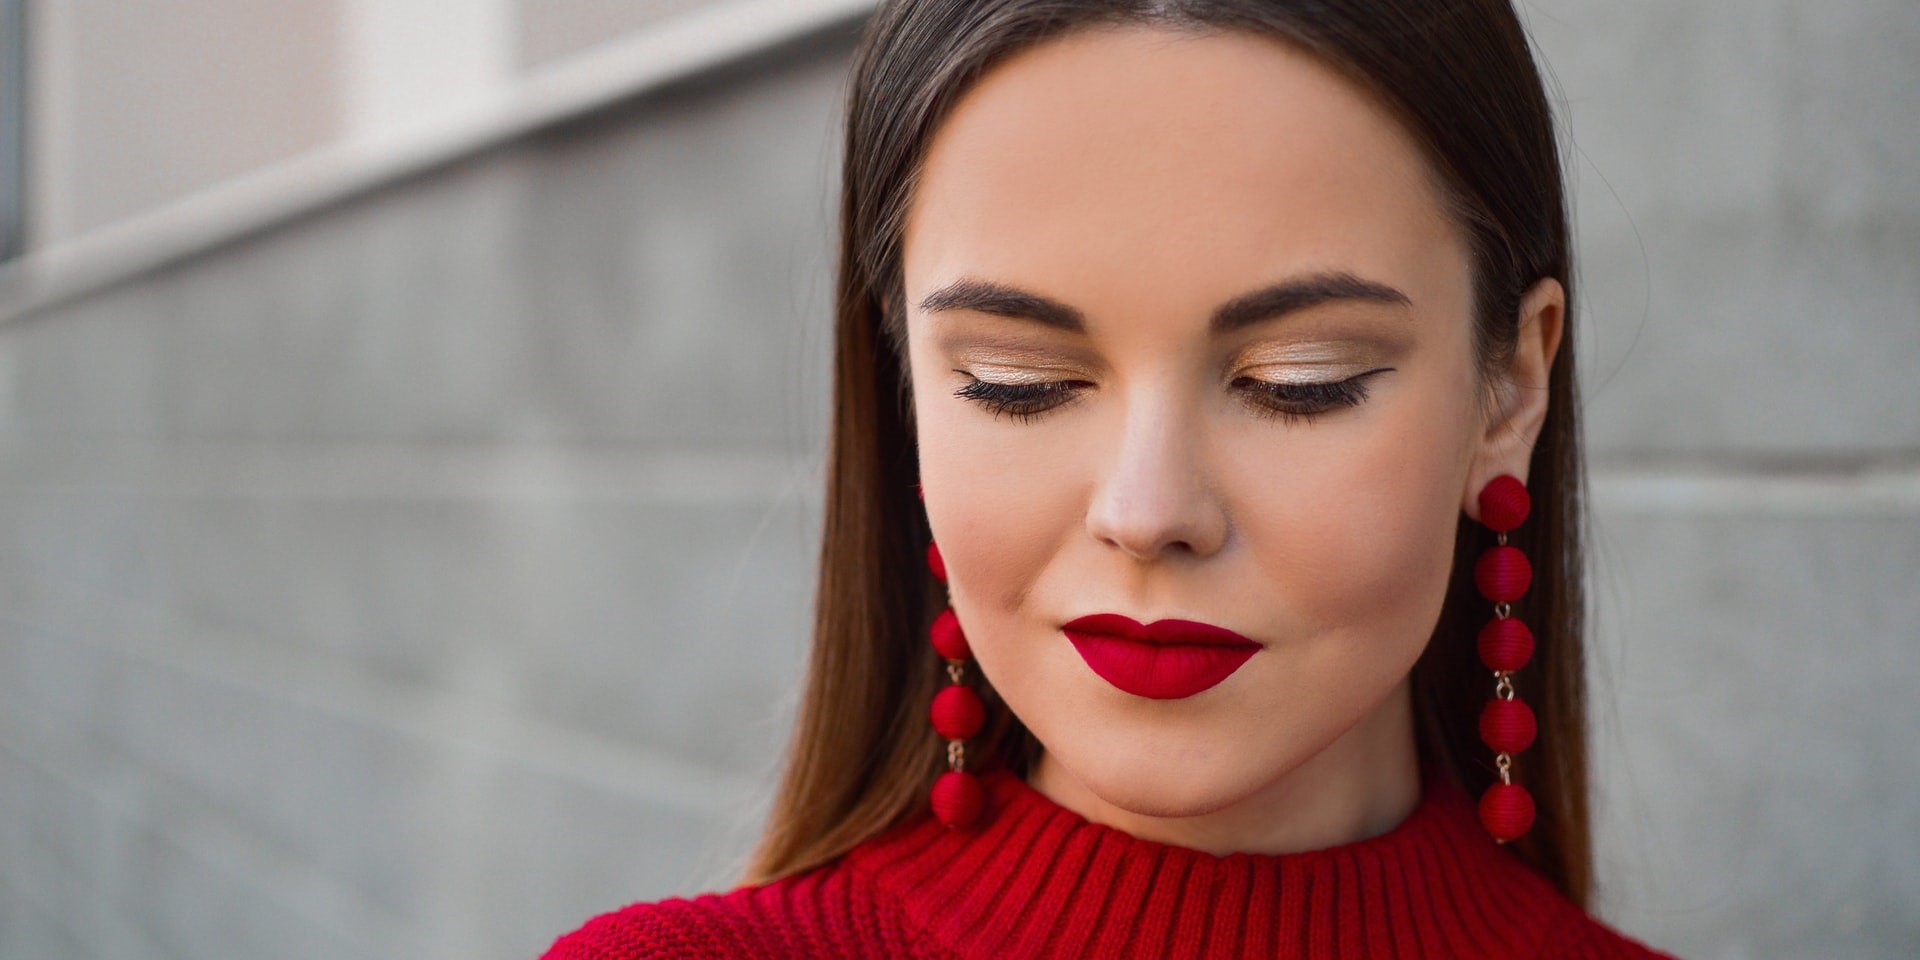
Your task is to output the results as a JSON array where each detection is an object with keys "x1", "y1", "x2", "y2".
[
  {"x1": 1025, "y1": 677, "x2": 1421, "y2": 855},
  {"x1": 844, "y1": 717, "x2": 1581, "y2": 960}
]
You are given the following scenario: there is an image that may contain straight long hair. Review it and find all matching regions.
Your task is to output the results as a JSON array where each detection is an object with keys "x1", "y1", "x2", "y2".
[{"x1": 744, "y1": 0, "x2": 1591, "y2": 906}]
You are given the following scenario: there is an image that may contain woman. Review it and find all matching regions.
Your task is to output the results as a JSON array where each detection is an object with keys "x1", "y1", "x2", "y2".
[{"x1": 545, "y1": 0, "x2": 1678, "y2": 956}]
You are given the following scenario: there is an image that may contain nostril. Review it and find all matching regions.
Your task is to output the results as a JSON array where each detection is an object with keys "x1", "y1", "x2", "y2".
[{"x1": 1088, "y1": 499, "x2": 1226, "y2": 562}]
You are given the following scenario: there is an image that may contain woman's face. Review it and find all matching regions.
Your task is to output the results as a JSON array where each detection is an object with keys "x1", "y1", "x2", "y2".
[{"x1": 902, "y1": 25, "x2": 1558, "y2": 835}]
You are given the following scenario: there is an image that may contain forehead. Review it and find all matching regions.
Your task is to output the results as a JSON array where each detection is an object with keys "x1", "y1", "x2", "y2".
[{"x1": 901, "y1": 24, "x2": 1466, "y2": 327}]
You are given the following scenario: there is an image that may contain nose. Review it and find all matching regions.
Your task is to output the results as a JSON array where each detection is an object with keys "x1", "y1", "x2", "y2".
[{"x1": 1084, "y1": 395, "x2": 1228, "y2": 562}]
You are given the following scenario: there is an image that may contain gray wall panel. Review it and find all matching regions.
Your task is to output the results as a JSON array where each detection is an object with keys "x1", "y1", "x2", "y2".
[
  {"x1": 1528, "y1": 0, "x2": 1920, "y2": 456},
  {"x1": 1586, "y1": 513, "x2": 1920, "y2": 956},
  {"x1": 0, "y1": 28, "x2": 848, "y2": 960}
]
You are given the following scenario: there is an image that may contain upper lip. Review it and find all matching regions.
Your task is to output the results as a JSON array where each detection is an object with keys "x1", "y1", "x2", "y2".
[{"x1": 1062, "y1": 613, "x2": 1260, "y2": 647}]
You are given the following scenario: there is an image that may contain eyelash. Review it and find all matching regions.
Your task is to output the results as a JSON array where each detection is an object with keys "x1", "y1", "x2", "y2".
[
  {"x1": 951, "y1": 368, "x2": 1393, "y2": 426},
  {"x1": 1235, "y1": 372, "x2": 1389, "y2": 425},
  {"x1": 953, "y1": 377, "x2": 1084, "y2": 424}
]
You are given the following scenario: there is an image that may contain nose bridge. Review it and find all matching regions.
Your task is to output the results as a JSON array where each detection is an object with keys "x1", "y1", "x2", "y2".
[{"x1": 1086, "y1": 379, "x2": 1225, "y2": 560}]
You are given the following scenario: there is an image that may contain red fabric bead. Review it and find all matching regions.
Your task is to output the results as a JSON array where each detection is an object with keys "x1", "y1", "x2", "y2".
[
  {"x1": 1474, "y1": 545, "x2": 1532, "y2": 603},
  {"x1": 930, "y1": 770, "x2": 984, "y2": 828},
  {"x1": 1479, "y1": 698, "x2": 1537, "y2": 754},
  {"x1": 1478, "y1": 616, "x2": 1535, "y2": 672},
  {"x1": 929, "y1": 607, "x2": 971, "y2": 661},
  {"x1": 1478, "y1": 782, "x2": 1535, "y2": 842},
  {"x1": 930, "y1": 684, "x2": 985, "y2": 741},
  {"x1": 1478, "y1": 474, "x2": 1530, "y2": 532},
  {"x1": 926, "y1": 541, "x2": 947, "y2": 582}
]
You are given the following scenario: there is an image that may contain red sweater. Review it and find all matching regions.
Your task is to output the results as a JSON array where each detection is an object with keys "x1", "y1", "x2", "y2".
[{"x1": 542, "y1": 766, "x2": 1677, "y2": 959}]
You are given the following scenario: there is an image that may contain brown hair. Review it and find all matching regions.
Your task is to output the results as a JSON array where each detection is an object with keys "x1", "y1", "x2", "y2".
[{"x1": 743, "y1": 0, "x2": 1591, "y2": 906}]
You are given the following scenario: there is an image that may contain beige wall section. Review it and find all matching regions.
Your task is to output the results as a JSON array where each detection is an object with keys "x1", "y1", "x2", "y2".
[
  {"x1": 515, "y1": 0, "x2": 717, "y2": 68},
  {"x1": 343, "y1": 0, "x2": 515, "y2": 142},
  {"x1": 25, "y1": 0, "x2": 345, "y2": 246}
]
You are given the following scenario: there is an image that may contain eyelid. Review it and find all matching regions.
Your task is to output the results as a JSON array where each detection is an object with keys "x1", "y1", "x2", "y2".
[
  {"x1": 1242, "y1": 365, "x2": 1396, "y2": 388},
  {"x1": 1229, "y1": 337, "x2": 1401, "y2": 372},
  {"x1": 1239, "y1": 365, "x2": 1376, "y2": 386},
  {"x1": 952, "y1": 366, "x2": 1393, "y2": 427},
  {"x1": 940, "y1": 336, "x2": 1104, "y2": 372},
  {"x1": 1236, "y1": 367, "x2": 1392, "y2": 423},
  {"x1": 951, "y1": 372, "x2": 1087, "y2": 424},
  {"x1": 966, "y1": 361, "x2": 1082, "y2": 383}
]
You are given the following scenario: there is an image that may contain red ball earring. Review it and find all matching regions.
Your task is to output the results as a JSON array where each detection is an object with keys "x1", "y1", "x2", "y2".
[
  {"x1": 1474, "y1": 473, "x2": 1537, "y2": 843},
  {"x1": 920, "y1": 484, "x2": 984, "y2": 828}
]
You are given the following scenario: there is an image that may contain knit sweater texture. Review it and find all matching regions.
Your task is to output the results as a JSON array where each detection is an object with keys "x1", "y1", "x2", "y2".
[{"x1": 541, "y1": 766, "x2": 1677, "y2": 959}]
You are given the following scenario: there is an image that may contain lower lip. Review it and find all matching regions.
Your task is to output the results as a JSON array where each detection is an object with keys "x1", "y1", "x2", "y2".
[{"x1": 1063, "y1": 631, "x2": 1259, "y2": 700}]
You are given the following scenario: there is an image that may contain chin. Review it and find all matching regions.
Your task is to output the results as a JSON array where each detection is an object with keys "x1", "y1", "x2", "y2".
[{"x1": 1051, "y1": 726, "x2": 1299, "y2": 819}]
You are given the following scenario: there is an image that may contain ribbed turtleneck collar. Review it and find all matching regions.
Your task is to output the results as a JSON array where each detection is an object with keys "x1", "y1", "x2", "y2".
[{"x1": 844, "y1": 765, "x2": 1575, "y2": 959}]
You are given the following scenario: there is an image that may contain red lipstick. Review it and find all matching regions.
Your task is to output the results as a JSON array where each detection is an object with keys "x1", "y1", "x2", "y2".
[{"x1": 1062, "y1": 613, "x2": 1261, "y2": 700}]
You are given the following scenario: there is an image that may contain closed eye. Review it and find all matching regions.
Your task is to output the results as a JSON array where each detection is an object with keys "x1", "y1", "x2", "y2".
[
  {"x1": 953, "y1": 375, "x2": 1089, "y2": 423},
  {"x1": 1235, "y1": 367, "x2": 1393, "y2": 424},
  {"x1": 952, "y1": 367, "x2": 1394, "y2": 425}
]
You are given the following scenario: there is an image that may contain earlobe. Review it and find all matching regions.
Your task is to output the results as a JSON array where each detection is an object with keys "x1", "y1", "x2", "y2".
[{"x1": 1462, "y1": 277, "x2": 1565, "y2": 522}]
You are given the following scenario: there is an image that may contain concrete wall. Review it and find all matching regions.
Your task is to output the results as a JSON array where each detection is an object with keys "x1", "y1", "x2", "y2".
[
  {"x1": 0, "y1": 27, "x2": 847, "y2": 960},
  {"x1": 0, "y1": 3, "x2": 1915, "y2": 959},
  {"x1": 19, "y1": 0, "x2": 822, "y2": 254},
  {"x1": 1524, "y1": 3, "x2": 1920, "y2": 955}
]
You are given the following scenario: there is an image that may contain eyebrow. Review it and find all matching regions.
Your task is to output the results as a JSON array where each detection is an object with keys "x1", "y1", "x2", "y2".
[{"x1": 917, "y1": 271, "x2": 1412, "y2": 335}]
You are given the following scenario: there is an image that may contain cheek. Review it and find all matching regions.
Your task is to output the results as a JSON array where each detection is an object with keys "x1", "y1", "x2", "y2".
[
  {"x1": 911, "y1": 353, "x2": 1082, "y2": 619},
  {"x1": 1240, "y1": 375, "x2": 1477, "y2": 645}
]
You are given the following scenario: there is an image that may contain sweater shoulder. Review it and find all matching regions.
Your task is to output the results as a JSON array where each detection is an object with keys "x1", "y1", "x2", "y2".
[
  {"x1": 538, "y1": 894, "x2": 767, "y2": 960},
  {"x1": 537, "y1": 861, "x2": 922, "y2": 960},
  {"x1": 1536, "y1": 900, "x2": 1682, "y2": 960}
]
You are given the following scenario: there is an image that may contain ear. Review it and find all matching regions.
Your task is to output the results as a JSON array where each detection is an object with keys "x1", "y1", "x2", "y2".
[{"x1": 1462, "y1": 277, "x2": 1564, "y2": 523}]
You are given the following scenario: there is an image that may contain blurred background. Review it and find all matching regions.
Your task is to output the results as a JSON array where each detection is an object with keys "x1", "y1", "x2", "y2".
[{"x1": 0, "y1": 1, "x2": 1912, "y2": 958}]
